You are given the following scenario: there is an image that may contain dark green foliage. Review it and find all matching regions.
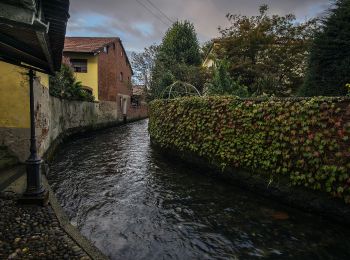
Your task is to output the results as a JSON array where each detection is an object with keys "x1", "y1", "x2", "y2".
[
  {"x1": 49, "y1": 64, "x2": 94, "y2": 102},
  {"x1": 150, "y1": 21, "x2": 205, "y2": 100},
  {"x1": 216, "y1": 5, "x2": 318, "y2": 96},
  {"x1": 149, "y1": 96, "x2": 350, "y2": 203},
  {"x1": 151, "y1": 71, "x2": 175, "y2": 99},
  {"x1": 158, "y1": 20, "x2": 201, "y2": 66},
  {"x1": 205, "y1": 60, "x2": 249, "y2": 97},
  {"x1": 301, "y1": 0, "x2": 350, "y2": 96}
]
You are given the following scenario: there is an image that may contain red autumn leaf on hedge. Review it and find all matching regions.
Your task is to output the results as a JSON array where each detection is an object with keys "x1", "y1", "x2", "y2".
[
  {"x1": 338, "y1": 129, "x2": 345, "y2": 138},
  {"x1": 335, "y1": 121, "x2": 342, "y2": 128}
]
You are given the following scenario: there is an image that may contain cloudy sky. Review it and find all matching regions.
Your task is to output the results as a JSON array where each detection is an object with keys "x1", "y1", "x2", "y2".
[{"x1": 67, "y1": 0, "x2": 331, "y2": 53}]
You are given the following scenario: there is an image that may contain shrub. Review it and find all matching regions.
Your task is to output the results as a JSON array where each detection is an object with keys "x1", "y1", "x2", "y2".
[
  {"x1": 49, "y1": 64, "x2": 95, "y2": 102},
  {"x1": 149, "y1": 96, "x2": 350, "y2": 203},
  {"x1": 205, "y1": 60, "x2": 249, "y2": 97}
]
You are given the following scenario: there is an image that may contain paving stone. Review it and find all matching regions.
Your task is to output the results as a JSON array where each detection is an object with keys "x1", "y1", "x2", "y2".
[{"x1": 0, "y1": 195, "x2": 90, "y2": 259}]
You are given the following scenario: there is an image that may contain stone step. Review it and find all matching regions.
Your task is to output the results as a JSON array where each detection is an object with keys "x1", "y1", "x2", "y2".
[
  {"x1": 0, "y1": 165, "x2": 26, "y2": 194},
  {"x1": 0, "y1": 146, "x2": 19, "y2": 171}
]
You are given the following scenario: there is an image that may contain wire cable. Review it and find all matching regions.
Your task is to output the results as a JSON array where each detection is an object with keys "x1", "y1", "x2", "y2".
[
  {"x1": 145, "y1": 0, "x2": 174, "y2": 24},
  {"x1": 135, "y1": 0, "x2": 171, "y2": 27}
]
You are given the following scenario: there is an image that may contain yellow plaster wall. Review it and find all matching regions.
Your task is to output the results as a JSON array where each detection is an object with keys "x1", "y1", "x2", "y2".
[
  {"x1": 0, "y1": 61, "x2": 49, "y2": 129},
  {"x1": 37, "y1": 71, "x2": 49, "y2": 88},
  {"x1": 69, "y1": 54, "x2": 99, "y2": 100}
]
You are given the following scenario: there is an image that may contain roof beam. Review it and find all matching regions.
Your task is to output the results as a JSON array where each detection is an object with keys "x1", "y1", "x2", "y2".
[
  {"x1": 0, "y1": 56, "x2": 48, "y2": 74},
  {"x1": 0, "y1": 2, "x2": 35, "y2": 25},
  {"x1": 0, "y1": 32, "x2": 49, "y2": 68},
  {"x1": 36, "y1": 31, "x2": 54, "y2": 72},
  {"x1": 0, "y1": 2, "x2": 48, "y2": 32},
  {"x1": 20, "y1": 0, "x2": 37, "y2": 10},
  {"x1": 34, "y1": 0, "x2": 54, "y2": 72},
  {"x1": 0, "y1": 1, "x2": 54, "y2": 72},
  {"x1": 3, "y1": 0, "x2": 37, "y2": 10}
]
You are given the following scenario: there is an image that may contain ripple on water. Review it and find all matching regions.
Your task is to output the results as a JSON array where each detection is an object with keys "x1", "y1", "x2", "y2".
[{"x1": 48, "y1": 119, "x2": 350, "y2": 260}]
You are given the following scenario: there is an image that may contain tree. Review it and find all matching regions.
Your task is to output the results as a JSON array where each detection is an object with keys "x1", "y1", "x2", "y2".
[
  {"x1": 150, "y1": 20, "x2": 204, "y2": 100},
  {"x1": 216, "y1": 5, "x2": 318, "y2": 96},
  {"x1": 131, "y1": 44, "x2": 159, "y2": 89},
  {"x1": 49, "y1": 64, "x2": 94, "y2": 102},
  {"x1": 301, "y1": 0, "x2": 350, "y2": 96},
  {"x1": 158, "y1": 20, "x2": 201, "y2": 66},
  {"x1": 205, "y1": 60, "x2": 249, "y2": 97}
]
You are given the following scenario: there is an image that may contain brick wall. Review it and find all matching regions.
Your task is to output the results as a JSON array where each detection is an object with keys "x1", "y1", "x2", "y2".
[
  {"x1": 98, "y1": 40, "x2": 133, "y2": 102},
  {"x1": 128, "y1": 102, "x2": 148, "y2": 121}
]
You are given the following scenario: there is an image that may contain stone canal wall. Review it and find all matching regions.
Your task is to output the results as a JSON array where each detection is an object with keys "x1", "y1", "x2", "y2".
[
  {"x1": 1, "y1": 75, "x2": 148, "y2": 162},
  {"x1": 149, "y1": 96, "x2": 350, "y2": 223}
]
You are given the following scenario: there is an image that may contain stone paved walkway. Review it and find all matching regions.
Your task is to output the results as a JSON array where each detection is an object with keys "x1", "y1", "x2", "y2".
[{"x1": 0, "y1": 193, "x2": 91, "y2": 260}]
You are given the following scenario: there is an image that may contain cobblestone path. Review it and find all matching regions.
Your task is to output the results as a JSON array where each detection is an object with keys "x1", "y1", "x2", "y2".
[{"x1": 0, "y1": 194, "x2": 91, "y2": 260}]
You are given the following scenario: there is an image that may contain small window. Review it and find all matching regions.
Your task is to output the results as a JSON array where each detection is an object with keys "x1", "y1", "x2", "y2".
[
  {"x1": 104, "y1": 46, "x2": 109, "y2": 53},
  {"x1": 120, "y1": 72, "x2": 123, "y2": 82},
  {"x1": 112, "y1": 43, "x2": 115, "y2": 50},
  {"x1": 121, "y1": 51, "x2": 123, "y2": 57},
  {"x1": 70, "y1": 59, "x2": 87, "y2": 73}
]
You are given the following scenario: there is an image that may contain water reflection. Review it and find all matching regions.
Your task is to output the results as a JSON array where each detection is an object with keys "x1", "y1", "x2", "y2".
[{"x1": 48, "y1": 119, "x2": 350, "y2": 260}]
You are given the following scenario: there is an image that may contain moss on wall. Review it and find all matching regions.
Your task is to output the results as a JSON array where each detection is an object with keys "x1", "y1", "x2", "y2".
[{"x1": 149, "y1": 96, "x2": 350, "y2": 203}]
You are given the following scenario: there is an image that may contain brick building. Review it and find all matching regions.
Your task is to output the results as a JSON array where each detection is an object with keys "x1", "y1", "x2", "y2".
[{"x1": 63, "y1": 37, "x2": 133, "y2": 117}]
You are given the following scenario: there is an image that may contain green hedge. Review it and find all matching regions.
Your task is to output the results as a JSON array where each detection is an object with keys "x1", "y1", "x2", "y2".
[{"x1": 149, "y1": 96, "x2": 350, "y2": 203}]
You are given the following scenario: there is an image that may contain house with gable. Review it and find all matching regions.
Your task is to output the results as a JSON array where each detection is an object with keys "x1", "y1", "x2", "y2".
[
  {"x1": 202, "y1": 39, "x2": 221, "y2": 68},
  {"x1": 63, "y1": 37, "x2": 133, "y2": 118}
]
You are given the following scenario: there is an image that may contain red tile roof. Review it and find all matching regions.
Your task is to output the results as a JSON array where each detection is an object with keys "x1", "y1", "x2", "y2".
[{"x1": 64, "y1": 37, "x2": 120, "y2": 53}]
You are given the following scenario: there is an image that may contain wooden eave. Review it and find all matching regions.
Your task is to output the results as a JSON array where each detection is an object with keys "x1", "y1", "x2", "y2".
[{"x1": 0, "y1": 0, "x2": 69, "y2": 74}]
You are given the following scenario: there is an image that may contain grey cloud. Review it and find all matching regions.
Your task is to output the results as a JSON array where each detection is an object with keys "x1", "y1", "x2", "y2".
[{"x1": 67, "y1": 0, "x2": 331, "y2": 52}]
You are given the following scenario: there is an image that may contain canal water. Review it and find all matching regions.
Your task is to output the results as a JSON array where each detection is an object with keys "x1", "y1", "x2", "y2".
[{"x1": 48, "y1": 119, "x2": 350, "y2": 260}]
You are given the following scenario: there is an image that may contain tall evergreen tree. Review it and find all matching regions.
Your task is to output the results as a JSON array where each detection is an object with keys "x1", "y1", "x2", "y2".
[
  {"x1": 150, "y1": 21, "x2": 205, "y2": 99},
  {"x1": 158, "y1": 20, "x2": 201, "y2": 66},
  {"x1": 301, "y1": 0, "x2": 350, "y2": 96}
]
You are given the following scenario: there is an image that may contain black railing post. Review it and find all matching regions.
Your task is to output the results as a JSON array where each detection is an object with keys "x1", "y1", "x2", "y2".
[{"x1": 19, "y1": 69, "x2": 47, "y2": 205}]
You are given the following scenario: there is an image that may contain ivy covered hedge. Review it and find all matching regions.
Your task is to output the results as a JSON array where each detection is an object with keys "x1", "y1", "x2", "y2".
[{"x1": 149, "y1": 96, "x2": 350, "y2": 203}]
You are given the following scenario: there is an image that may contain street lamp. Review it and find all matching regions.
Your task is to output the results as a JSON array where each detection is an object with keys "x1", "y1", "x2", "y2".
[{"x1": 19, "y1": 69, "x2": 48, "y2": 205}]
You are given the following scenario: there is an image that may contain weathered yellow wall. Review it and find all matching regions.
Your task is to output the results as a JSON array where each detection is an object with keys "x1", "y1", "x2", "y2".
[
  {"x1": 0, "y1": 61, "x2": 49, "y2": 128},
  {"x1": 68, "y1": 54, "x2": 99, "y2": 100},
  {"x1": 37, "y1": 71, "x2": 49, "y2": 88}
]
